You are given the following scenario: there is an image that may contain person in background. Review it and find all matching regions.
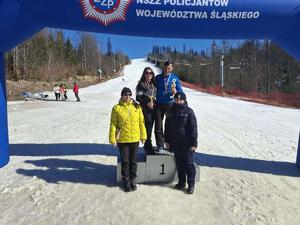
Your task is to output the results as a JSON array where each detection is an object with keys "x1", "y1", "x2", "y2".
[
  {"x1": 73, "y1": 82, "x2": 80, "y2": 102},
  {"x1": 109, "y1": 87, "x2": 147, "y2": 192},
  {"x1": 59, "y1": 83, "x2": 65, "y2": 100},
  {"x1": 165, "y1": 92, "x2": 198, "y2": 194},
  {"x1": 63, "y1": 83, "x2": 68, "y2": 100},
  {"x1": 154, "y1": 60, "x2": 183, "y2": 152},
  {"x1": 53, "y1": 84, "x2": 60, "y2": 101},
  {"x1": 136, "y1": 67, "x2": 157, "y2": 155}
]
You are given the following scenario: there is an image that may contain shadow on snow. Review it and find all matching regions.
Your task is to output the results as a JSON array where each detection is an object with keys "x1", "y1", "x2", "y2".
[
  {"x1": 10, "y1": 144, "x2": 300, "y2": 185},
  {"x1": 195, "y1": 152, "x2": 300, "y2": 178},
  {"x1": 12, "y1": 143, "x2": 118, "y2": 186},
  {"x1": 16, "y1": 158, "x2": 117, "y2": 186}
]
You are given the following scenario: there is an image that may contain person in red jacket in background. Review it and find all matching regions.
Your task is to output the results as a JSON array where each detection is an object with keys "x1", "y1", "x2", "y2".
[
  {"x1": 73, "y1": 82, "x2": 80, "y2": 102},
  {"x1": 59, "y1": 83, "x2": 65, "y2": 100}
]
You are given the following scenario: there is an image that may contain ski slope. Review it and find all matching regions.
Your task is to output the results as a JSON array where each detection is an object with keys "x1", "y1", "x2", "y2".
[{"x1": 1, "y1": 59, "x2": 300, "y2": 225}]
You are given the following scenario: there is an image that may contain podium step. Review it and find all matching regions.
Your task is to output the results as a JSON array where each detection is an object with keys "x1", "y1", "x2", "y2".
[{"x1": 117, "y1": 151, "x2": 200, "y2": 184}]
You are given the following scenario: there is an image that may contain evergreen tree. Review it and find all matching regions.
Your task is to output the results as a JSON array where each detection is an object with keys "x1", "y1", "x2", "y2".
[
  {"x1": 55, "y1": 30, "x2": 65, "y2": 59},
  {"x1": 106, "y1": 37, "x2": 113, "y2": 56}
]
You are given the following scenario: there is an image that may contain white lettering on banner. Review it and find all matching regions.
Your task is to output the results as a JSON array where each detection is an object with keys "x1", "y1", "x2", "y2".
[
  {"x1": 210, "y1": 11, "x2": 260, "y2": 20},
  {"x1": 93, "y1": 0, "x2": 115, "y2": 8},
  {"x1": 136, "y1": 9, "x2": 208, "y2": 19},
  {"x1": 136, "y1": 9, "x2": 260, "y2": 20},
  {"x1": 137, "y1": 0, "x2": 162, "y2": 5},
  {"x1": 137, "y1": 0, "x2": 229, "y2": 6},
  {"x1": 136, "y1": 0, "x2": 260, "y2": 20}
]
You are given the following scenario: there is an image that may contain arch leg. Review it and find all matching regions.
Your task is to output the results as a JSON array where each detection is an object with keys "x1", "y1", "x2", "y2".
[
  {"x1": 296, "y1": 132, "x2": 300, "y2": 169},
  {"x1": 0, "y1": 53, "x2": 9, "y2": 168}
]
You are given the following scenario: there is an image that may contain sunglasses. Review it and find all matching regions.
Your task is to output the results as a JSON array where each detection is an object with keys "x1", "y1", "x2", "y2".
[
  {"x1": 145, "y1": 72, "x2": 153, "y2": 75},
  {"x1": 123, "y1": 93, "x2": 132, "y2": 96}
]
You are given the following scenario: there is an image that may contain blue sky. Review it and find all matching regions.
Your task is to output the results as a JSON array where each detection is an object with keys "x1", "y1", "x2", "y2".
[{"x1": 64, "y1": 29, "x2": 222, "y2": 59}]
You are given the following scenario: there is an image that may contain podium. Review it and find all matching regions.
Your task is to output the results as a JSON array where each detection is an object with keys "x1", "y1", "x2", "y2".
[{"x1": 117, "y1": 151, "x2": 200, "y2": 183}]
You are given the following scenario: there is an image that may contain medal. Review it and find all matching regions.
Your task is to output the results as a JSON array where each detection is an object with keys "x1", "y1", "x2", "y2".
[
  {"x1": 164, "y1": 75, "x2": 171, "y2": 95},
  {"x1": 145, "y1": 82, "x2": 155, "y2": 98}
]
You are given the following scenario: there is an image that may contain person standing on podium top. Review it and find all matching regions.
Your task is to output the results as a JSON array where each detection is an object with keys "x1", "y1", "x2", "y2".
[
  {"x1": 109, "y1": 87, "x2": 147, "y2": 192},
  {"x1": 136, "y1": 67, "x2": 157, "y2": 155},
  {"x1": 165, "y1": 92, "x2": 198, "y2": 194},
  {"x1": 154, "y1": 60, "x2": 183, "y2": 152}
]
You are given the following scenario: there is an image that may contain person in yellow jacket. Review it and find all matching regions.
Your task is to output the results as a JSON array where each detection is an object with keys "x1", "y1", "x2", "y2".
[{"x1": 109, "y1": 87, "x2": 147, "y2": 192}]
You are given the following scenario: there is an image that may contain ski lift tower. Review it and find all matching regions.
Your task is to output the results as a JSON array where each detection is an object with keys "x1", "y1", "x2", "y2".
[
  {"x1": 97, "y1": 68, "x2": 102, "y2": 80},
  {"x1": 220, "y1": 55, "x2": 224, "y2": 87}
]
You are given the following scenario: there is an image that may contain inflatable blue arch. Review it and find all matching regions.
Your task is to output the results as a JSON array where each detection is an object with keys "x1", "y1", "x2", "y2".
[{"x1": 1, "y1": 0, "x2": 300, "y2": 168}]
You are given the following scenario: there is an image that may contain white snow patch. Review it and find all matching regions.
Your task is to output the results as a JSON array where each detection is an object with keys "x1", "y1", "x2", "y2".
[{"x1": 1, "y1": 58, "x2": 300, "y2": 225}]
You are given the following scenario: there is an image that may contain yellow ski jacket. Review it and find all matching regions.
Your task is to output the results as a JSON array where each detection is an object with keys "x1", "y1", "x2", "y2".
[{"x1": 109, "y1": 99, "x2": 147, "y2": 144}]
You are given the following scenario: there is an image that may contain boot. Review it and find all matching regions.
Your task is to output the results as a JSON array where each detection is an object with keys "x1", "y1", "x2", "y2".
[
  {"x1": 130, "y1": 179, "x2": 137, "y2": 191},
  {"x1": 123, "y1": 180, "x2": 131, "y2": 192},
  {"x1": 187, "y1": 186, "x2": 194, "y2": 194},
  {"x1": 174, "y1": 182, "x2": 186, "y2": 189}
]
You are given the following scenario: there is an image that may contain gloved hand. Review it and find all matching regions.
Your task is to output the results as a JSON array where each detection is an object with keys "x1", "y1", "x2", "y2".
[{"x1": 112, "y1": 143, "x2": 117, "y2": 149}]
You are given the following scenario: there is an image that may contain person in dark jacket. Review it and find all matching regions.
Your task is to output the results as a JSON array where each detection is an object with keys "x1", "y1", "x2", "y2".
[
  {"x1": 155, "y1": 61, "x2": 183, "y2": 152},
  {"x1": 63, "y1": 83, "x2": 68, "y2": 100},
  {"x1": 136, "y1": 67, "x2": 157, "y2": 155},
  {"x1": 165, "y1": 92, "x2": 198, "y2": 194}
]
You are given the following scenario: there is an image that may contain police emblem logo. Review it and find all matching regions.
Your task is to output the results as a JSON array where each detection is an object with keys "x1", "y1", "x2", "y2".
[{"x1": 80, "y1": 0, "x2": 132, "y2": 26}]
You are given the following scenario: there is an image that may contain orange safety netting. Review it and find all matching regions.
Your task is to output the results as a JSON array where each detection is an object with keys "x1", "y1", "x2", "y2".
[{"x1": 182, "y1": 81, "x2": 300, "y2": 109}]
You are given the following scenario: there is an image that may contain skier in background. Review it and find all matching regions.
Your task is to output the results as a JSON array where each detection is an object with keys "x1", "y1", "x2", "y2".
[{"x1": 73, "y1": 82, "x2": 80, "y2": 102}]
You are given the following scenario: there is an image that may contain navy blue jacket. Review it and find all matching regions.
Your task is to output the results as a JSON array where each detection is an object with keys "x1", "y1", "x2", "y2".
[{"x1": 165, "y1": 103, "x2": 198, "y2": 148}]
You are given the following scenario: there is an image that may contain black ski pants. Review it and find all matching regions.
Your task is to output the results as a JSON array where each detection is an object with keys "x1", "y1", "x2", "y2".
[
  {"x1": 154, "y1": 103, "x2": 173, "y2": 148},
  {"x1": 117, "y1": 142, "x2": 139, "y2": 181},
  {"x1": 74, "y1": 93, "x2": 80, "y2": 101},
  {"x1": 55, "y1": 93, "x2": 60, "y2": 101},
  {"x1": 142, "y1": 108, "x2": 155, "y2": 154},
  {"x1": 172, "y1": 141, "x2": 196, "y2": 187}
]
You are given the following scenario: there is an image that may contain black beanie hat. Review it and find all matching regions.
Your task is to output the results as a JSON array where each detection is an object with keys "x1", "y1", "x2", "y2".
[
  {"x1": 174, "y1": 92, "x2": 186, "y2": 101},
  {"x1": 121, "y1": 87, "x2": 132, "y2": 96}
]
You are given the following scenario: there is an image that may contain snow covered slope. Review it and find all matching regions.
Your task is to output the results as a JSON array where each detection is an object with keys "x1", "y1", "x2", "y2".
[{"x1": 1, "y1": 59, "x2": 300, "y2": 225}]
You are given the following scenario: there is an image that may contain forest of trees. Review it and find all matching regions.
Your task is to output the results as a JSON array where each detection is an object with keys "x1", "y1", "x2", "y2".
[
  {"x1": 5, "y1": 29, "x2": 130, "y2": 82},
  {"x1": 148, "y1": 40, "x2": 300, "y2": 94},
  {"x1": 5, "y1": 31, "x2": 300, "y2": 98}
]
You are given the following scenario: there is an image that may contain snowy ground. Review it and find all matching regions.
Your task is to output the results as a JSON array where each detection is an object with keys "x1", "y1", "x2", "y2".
[{"x1": 1, "y1": 59, "x2": 300, "y2": 225}]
